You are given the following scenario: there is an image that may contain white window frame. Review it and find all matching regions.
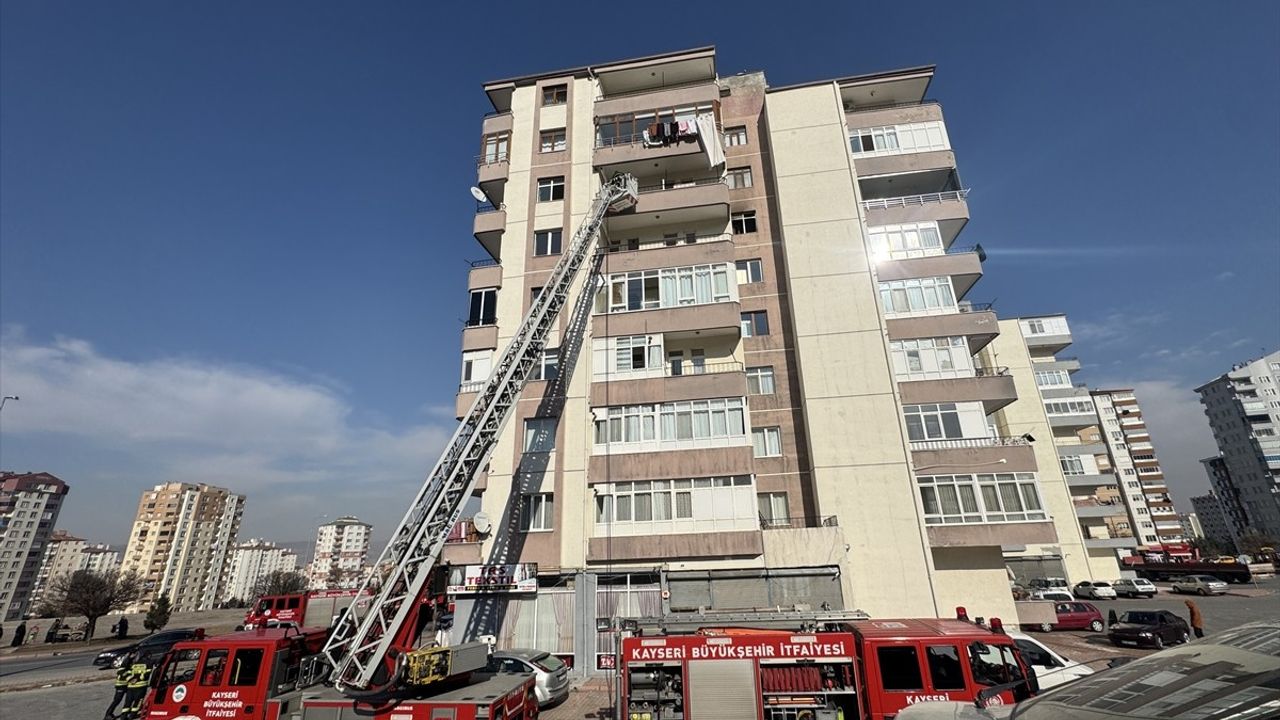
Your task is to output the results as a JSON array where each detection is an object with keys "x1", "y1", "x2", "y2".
[
  {"x1": 735, "y1": 259, "x2": 763, "y2": 284},
  {"x1": 740, "y1": 311, "x2": 769, "y2": 337},
  {"x1": 531, "y1": 349, "x2": 559, "y2": 382},
  {"x1": 867, "y1": 221, "x2": 944, "y2": 260},
  {"x1": 524, "y1": 418, "x2": 557, "y2": 453},
  {"x1": 1044, "y1": 400, "x2": 1095, "y2": 415},
  {"x1": 903, "y1": 403, "x2": 964, "y2": 442},
  {"x1": 890, "y1": 337, "x2": 973, "y2": 381},
  {"x1": 746, "y1": 366, "x2": 776, "y2": 395},
  {"x1": 533, "y1": 228, "x2": 563, "y2": 256},
  {"x1": 1034, "y1": 369, "x2": 1072, "y2": 388},
  {"x1": 917, "y1": 473, "x2": 1046, "y2": 525},
  {"x1": 594, "y1": 476, "x2": 756, "y2": 536},
  {"x1": 461, "y1": 350, "x2": 493, "y2": 383},
  {"x1": 520, "y1": 494, "x2": 554, "y2": 532},
  {"x1": 849, "y1": 121, "x2": 949, "y2": 157},
  {"x1": 596, "y1": 264, "x2": 735, "y2": 315},
  {"x1": 758, "y1": 492, "x2": 790, "y2": 527},
  {"x1": 593, "y1": 398, "x2": 748, "y2": 452},
  {"x1": 468, "y1": 287, "x2": 497, "y2": 326},
  {"x1": 752, "y1": 427, "x2": 782, "y2": 457},
  {"x1": 724, "y1": 126, "x2": 748, "y2": 147},
  {"x1": 1059, "y1": 456, "x2": 1086, "y2": 476},
  {"x1": 539, "y1": 128, "x2": 567, "y2": 153},
  {"x1": 878, "y1": 277, "x2": 957, "y2": 316},
  {"x1": 536, "y1": 176, "x2": 565, "y2": 202},
  {"x1": 726, "y1": 166, "x2": 753, "y2": 189},
  {"x1": 731, "y1": 211, "x2": 757, "y2": 234}
]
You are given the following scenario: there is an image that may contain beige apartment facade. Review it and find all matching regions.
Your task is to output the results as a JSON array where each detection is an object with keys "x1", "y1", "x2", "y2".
[
  {"x1": 0, "y1": 472, "x2": 69, "y2": 621},
  {"x1": 120, "y1": 482, "x2": 245, "y2": 612},
  {"x1": 30, "y1": 530, "x2": 120, "y2": 610},
  {"x1": 308, "y1": 516, "x2": 371, "y2": 590},
  {"x1": 447, "y1": 48, "x2": 1068, "y2": 667}
]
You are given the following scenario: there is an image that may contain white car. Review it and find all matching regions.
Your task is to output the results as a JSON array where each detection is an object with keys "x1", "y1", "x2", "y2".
[
  {"x1": 1073, "y1": 581, "x2": 1117, "y2": 599},
  {"x1": 1111, "y1": 578, "x2": 1157, "y2": 598},
  {"x1": 1033, "y1": 590, "x2": 1073, "y2": 603},
  {"x1": 1009, "y1": 631, "x2": 1095, "y2": 689},
  {"x1": 1171, "y1": 574, "x2": 1228, "y2": 595}
]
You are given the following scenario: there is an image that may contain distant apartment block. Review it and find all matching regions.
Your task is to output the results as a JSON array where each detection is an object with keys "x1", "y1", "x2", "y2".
[
  {"x1": 120, "y1": 483, "x2": 245, "y2": 612},
  {"x1": 308, "y1": 516, "x2": 371, "y2": 590},
  {"x1": 1199, "y1": 456, "x2": 1249, "y2": 544},
  {"x1": 224, "y1": 539, "x2": 299, "y2": 603},
  {"x1": 0, "y1": 472, "x2": 70, "y2": 621},
  {"x1": 1180, "y1": 512, "x2": 1203, "y2": 540},
  {"x1": 1189, "y1": 493, "x2": 1236, "y2": 551},
  {"x1": 30, "y1": 530, "x2": 120, "y2": 609},
  {"x1": 1195, "y1": 350, "x2": 1280, "y2": 537}
]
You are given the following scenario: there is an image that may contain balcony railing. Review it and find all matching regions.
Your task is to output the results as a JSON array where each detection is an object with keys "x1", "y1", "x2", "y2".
[
  {"x1": 958, "y1": 301, "x2": 994, "y2": 313},
  {"x1": 861, "y1": 189, "x2": 969, "y2": 211},
  {"x1": 910, "y1": 436, "x2": 1030, "y2": 450},
  {"x1": 464, "y1": 318, "x2": 496, "y2": 328},
  {"x1": 475, "y1": 152, "x2": 509, "y2": 167},
  {"x1": 595, "y1": 123, "x2": 722, "y2": 150},
  {"x1": 598, "y1": 232, "x2": 732, "y2": 255},
  {"x1": 469, "y1": 258, "x2": 499, "y2": 268},
  {"x1": 458, "y1": 380, "x2": 486, "y2": 393},
  {"x1": 600, "y1": 360, "x2": 744, "y2": 383},
  {"x1": 475, "y1": 202, "x2": 505, "y2": 215},
  {"x1": 760, "y1": 515, "x2": 838, "y2": 530},
  {"x1": 636, "y1": 176, "x2": 726, "y2": 193}
]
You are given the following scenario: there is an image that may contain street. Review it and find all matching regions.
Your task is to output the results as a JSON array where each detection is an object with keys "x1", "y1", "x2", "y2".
[{"x1": 0, "y1": 648, "x2": 102, "y2": 687}]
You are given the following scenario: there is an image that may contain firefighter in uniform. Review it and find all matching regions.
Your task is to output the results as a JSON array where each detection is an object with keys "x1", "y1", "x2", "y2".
[
  {"x1": 122, "y1": 659, "x2": 152, "y2": 720},
  {"x1": 103, "y1": 654, "x2": 134, "y2": 719}
]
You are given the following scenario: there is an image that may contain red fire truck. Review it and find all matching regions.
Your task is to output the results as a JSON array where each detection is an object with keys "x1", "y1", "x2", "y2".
[
  {"x1": 619, "y1": 609, "x2": 1036, "y2": 720},
  {"x1": 144, "y1": 626, "x2": 537, "y2": 720},
  {"x1": 240, "y1": 589, "x2": 366, "y2": 630}
]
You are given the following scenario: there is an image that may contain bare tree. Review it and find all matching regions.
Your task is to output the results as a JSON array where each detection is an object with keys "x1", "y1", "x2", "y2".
[
  {"x1": 43, "y1": 570, "x2": 143, "y2": 642},
  {"x1": 251, "y1": 570, "x2": 309, "y2": 598}
]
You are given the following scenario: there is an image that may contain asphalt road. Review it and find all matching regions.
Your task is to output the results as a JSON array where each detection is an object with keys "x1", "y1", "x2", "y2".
[
  {"x1": 0, "y1": 648, "x2": 103, "y2": 684},
  {"x1": 1082, "y1": 576, "x2": 1278, "y2": 634},
  {"x1": 0, "y1": 680, "x2": 111, "y2": 719}
]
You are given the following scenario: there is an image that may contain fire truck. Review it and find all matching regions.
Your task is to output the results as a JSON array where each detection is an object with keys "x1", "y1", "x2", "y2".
[
  {"x1": 619, "y1": 609, "x2": 1037, "y2": 720},
  {"x1": 240, "y1": 590, "x2": 366, "y2": 630},
  {"x1": 143, "y1": 174, "x2": 644, "y2": 719}
]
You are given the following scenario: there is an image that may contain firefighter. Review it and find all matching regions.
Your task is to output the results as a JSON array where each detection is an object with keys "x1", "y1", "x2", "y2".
[
  {"x1": 103, "y1": 653, "x2": 133, "y2": 720},
  {"x1": 122, "y1": 658, "x2": 153, "y2": 720}
]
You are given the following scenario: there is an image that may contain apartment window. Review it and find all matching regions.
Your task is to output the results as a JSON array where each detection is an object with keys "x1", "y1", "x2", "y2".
[
  {"x1": 539, "y1": 129, "x2": 567, "y2": 153},
  {"x1": 746, "y1": 366, "x2": 776, "y2": 395},
  {"x1": 524, "y1": 418, "x2": 557, "y2": 453},
  {"x1": 593, "y1": 399, "x2": 747, "y2": 448},
  {"x1": 752, "y1": 427, "x2": 782, "y2": 457},
  {"x1": 1034, "y1": 370, "x2": 1072, "y2": 388},
  {"x1": 461, "y1": 350, "x2": 493, "y2": 383},
  {"x1": 541, "y1": 84, "x2": 567, "y2": 106},
  {"x1": 867, "y1": 222, "x2": 943, "y2": 259},
  {"x1": 1138, "y1": 466, "x2": 1162, "y2": 475},
  {"x1": 520, "y1": 494, "x2": 554, "y2": 532},
  {"x1": 917, "y1": 473, "x2": 1046, "y2": 524},
  {"x1": 1059, "y1": 456, "x2": 1086, "y2": 476},
  {"x1": 903, "y1": 403, "x2": 963, "y2": 442},
  {"x1": 467, "y1": 288, "x2": 497, "y2": 326},
  {"x1": 668, "y1": 348, "x2": 705, "y2": 376},
  {"x1": 850, "y1": 126, "x2": 899, "y2": 154},
  {"x1": 1043, "y1": 400, "x2": 1094, "y2": 415},
  {"x1": 1122, "y1": 468, "x2": 1137, "y2": 476},
  {"x1": 532, "y1": 349, "x2": 559, "y2": 382},
  {"x1": 739, "y1": 311, "x2": 770, "y2": 337},
  {"x1": 595, "y1": 477, "x2": 748, "y2": 526},
  {"x1": 481, "y1": 132, "x2": 510, "y2": 164},
  {"x1": 726, "y1": 167, "x2": 753, "y2": 189},
  {"x1": 850, "y1": 122, "x2": 948, "y2": 156},
  {"x1": 534, "y1": 229, "x2": 563, "y2": 256},
  {"x1": 596, "y1": 103, "x2": 715, "y2": 146},
  {"x1": 612, "y1": 335, "x2": 663, "y2": 373},
  {"x1": 878, "y1": 277, "x2": 957, "y2": 314},
  {"x1": 1025, "y1": 319, "x2": 1046, "y2": 335},
  {"x1": 1136, "y1": 507, "x2": 1149, "y2": 515},
  {"x1": 736, "y1": 259, "x2": 763, "y2": 284},
  {"x1": 731, "y1": 211, "x2": 758, "y2": 234},
  {"x1": 890, "y1": 337, "x2": 971, "y2": 378},
  {"x1": 1127, "y1": 481, "x2": 1139, "y2": 489},
  {"x1": 537, "y1": 176, "x2": 565, "y2": 202},
  {"x1": 758, "y1": 492, "x2": 790, "y2": 527},
  {"x1": 598, "y1": 264, "x2": 733, "y2": 313},
  {"x1": 724, "y1": 126, "x2": 748, "y2": 147}
]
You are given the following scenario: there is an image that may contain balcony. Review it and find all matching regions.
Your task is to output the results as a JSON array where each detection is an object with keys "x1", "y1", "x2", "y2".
[
  {"x1": 1047, "y1": 412, "x2": 1098, "y2": 429},
  {"x1": 475, "y1": 153, "x2": 509, "y2": 207},
  {"x1": 467, "y1": 259, "x2": 502, "y2": 290},
  {"x1": 850, "y1": 118, "x2": 955, "y2": 180},
  {"x1": 898, "y1": 366, "x2": 1017, "y2": 413},
  {"x1": 592, "y1": 299, "x2": 741, "y2": 338},
  {"x1": 1039, "y1": 385, "x2": 1091, "y2": 400},
  {"x1": 594, "y1": 130, "x2": 718, "y2": 176},
  {"x1": 588, "y1": 445, "x2": 754, "y2": 483},
  {"x1": 1058, "y1": 442, "x2": 1107, "y2": 457},
  {"x1": 927, "y1": 521, "x2": 1057, "y2": 548},
  {"x1": 461, "y1": 323, "x2": 498, "y2": 352},
  {"x1": 862, "y1": 189, "x2": 969, "y2": 240},
  {"x1": 1065, "y1": 473, "x2": 1119, "y2": 488},
  {"x1": 1073, "y1": 499, "x2": 1128, "y2": 518},
  {"x1": 587, "y1": 529, "x2": 763, "y2": 563},
  {"x1": 594, "y1": 47, "x2": 717, "y2": 102},
  {"x1": 910, "y1": 437, "x2": 1037, "y2": 474},
  {"x1": 604, "y1": 178, "x2": 730, "y2": 235},
  {"x1": 875, "y1": 246, "x2": 984, "y2": 298},
  {"x1": 1085, "y1": 535, "x2": 1139, "y2": 549},
  {"x1": 759, "y1": 515, "x2": 838, "y2": 531},
  {"x1": 595, "y1": 79, "x2": 721, "y2": 117},
  {"x1": 473, "y1": 206, "x2": 506, "y2": 261},
  {"x1": 591, "y1": 361, "x2": 746, "y2": 406},
  {"x1": 1033, "y1": 357, "x2": 1082, "y2": 373},
  {"x1": 599, "y1": 233, "x2": 733, "y2": 274},
  {"x1": 885, "y1": 302, "x2": 999, "y2": 352}
]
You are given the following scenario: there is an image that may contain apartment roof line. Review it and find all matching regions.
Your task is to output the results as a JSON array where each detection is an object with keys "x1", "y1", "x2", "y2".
[
  {"x1": 1090, "y1": 388, "x2": 1135, "y2": 394},
  {"x1": 483, "y1": 45, "x2": 717, "y2": 89},
  {"x1": 765, "y1": 64, "x2": 936, "y2": 94},
  {"x1": 1011, "y1": 312, "x2": 1069, "y2": 320}
]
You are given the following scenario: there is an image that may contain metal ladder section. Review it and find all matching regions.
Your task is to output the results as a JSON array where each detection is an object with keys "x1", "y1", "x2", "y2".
[{"x1": 322, "y1": 173, "x2": 638, "y2": 693}]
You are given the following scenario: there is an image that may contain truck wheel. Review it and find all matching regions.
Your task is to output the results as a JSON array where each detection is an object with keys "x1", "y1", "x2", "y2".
[{"x1": 1089, "y1": 620, "x2": 1104, "y2": 632}]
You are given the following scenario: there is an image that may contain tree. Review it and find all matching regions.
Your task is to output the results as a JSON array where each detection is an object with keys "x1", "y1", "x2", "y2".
[
  {"x1": 145, "y1": 595, "x2": 173, "y2": 634},
  {"x1": 1190, "y1": 536, "x2": 1230, "y2": 557},
  {"x1": 43, "y1": 569, "x2": 143, "y2": 643},
  {"x1": 1236, "y1": 530, "x2": 1278, "y2": 557},
  {"x1": 251, "y1": 570, "x2": 309, "y2": 598}
]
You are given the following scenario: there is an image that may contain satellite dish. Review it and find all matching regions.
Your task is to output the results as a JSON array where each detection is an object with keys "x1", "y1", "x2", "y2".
[
  {"x1": 472, "y1": 512, "x2": 492, "y2": 535},
  {"x1": 469, "y1": 187, "x2": 487, "y2": 202}
]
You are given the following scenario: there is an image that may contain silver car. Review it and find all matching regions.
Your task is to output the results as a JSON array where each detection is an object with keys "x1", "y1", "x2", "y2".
[
  {"x1": 1171, "y1": 574, "x2": 1228, "y2": 595},
  {"x1": 487, "y1": 648, "x2": 570, "y2": 707}
]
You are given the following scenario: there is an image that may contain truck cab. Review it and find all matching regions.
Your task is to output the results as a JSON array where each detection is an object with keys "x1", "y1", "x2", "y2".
[
  {"x1": 242, "y1": 590, "x2": 365, "y2": 630},
  {"x1": 146, "y1": 627, "x2": 330, "y2": 720}
]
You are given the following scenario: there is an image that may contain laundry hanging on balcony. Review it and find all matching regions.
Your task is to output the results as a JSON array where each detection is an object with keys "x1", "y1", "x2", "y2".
[
  {"x1": 696, "y1": 112, "x2": 725, "y2": 167},
  {"x1": 642, "y1": 119, "x2": 700, "y2": 148}
]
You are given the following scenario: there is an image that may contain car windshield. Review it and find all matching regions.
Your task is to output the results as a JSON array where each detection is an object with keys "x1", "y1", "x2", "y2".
[
  {"x1": 1010, "y1": 624, "x2": 1280, "y2": 720},
  {"x1": 1119, "y1": 611, "x2": 1159, "y2": 625},
  {"x1": 1093, "y1": 582, "x2": 1111, "y2": 588},
  {"x1": 532, "y1": 652, "x2": 565, "y2": 672}
]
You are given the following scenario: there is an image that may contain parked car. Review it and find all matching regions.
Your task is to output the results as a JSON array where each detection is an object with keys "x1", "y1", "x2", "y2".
[
  {"x1": 897, "y1": 621, "x2": 1279, "y2": 720},
  {"x1": 1032, "y1": 590, "x2": 1073, "y2": 603},
  {"x1": 1038, "y1": 601, "x2": 1105, "y2": 633},
  {"x1": 1111, "y1": 577, "x2": 1157, "y2": 598},
  {"x1": 93, "y1": 628, "x2": 202, "y2": 669},
  {"x1": 1008, "y1": 631, "x2": 1094, "y2": 689},
  {"x1": 1027, "y1": 577, "x2": 1068, "y2": 591},
  {"x1": 1072, "y1": 581, "x2": 1117, "y2": 599},
  {"x1": 1171, "y1": 574, "x2": 1228, "y2": 595},
  {"x1": 1108, "y1": 610, "x2": 1190, "y2": 649},
  {"x1": 484, "y1": 648, "x2": 570, "y2": 707}
]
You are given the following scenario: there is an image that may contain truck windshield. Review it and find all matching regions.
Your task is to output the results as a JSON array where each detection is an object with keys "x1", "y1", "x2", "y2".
[
  {"x1": 967, "y1": 642, "x2": 1023, "y2": 686},
  {"x1": 256, "y1": 599, "x2": 271, "y2": 614}
]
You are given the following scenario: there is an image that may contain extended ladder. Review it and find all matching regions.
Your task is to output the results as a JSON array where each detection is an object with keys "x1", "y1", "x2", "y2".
[{"x1": 322, "y1": 173, "x2": 638, "y2": 693}]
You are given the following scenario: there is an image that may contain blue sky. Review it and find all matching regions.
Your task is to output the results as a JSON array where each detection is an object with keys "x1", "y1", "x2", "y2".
[{"x1": 2, "y1": 1, "x2": 1277, "y2": 549}]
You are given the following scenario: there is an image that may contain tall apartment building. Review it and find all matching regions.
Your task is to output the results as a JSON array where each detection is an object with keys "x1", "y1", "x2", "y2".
[
  {"x1": 1190, "y1": 493, "x2": 1237, "y2": 550},
  {"x1": 1180, "y1": 512, "x2": 1203, "y2": 540},
  {"x1": 225, "y1": 539, "x2": 299, "y2": 603},
  {"x1": 1195, "y1": 350, "x2": 1280, "y2": 537},
  {"x1": 30, "y1": 530, "x2": 120, "y2": 609},
  {"x1": 120, "y1": 483, "x2": 245, "y2": 612},
  {"x1": 1199, "y1": 455, "x2": 1249, "y2": 544},
  {"x1": 0, "y1": 472, "x2": 69, "y2": 621},
  {"x1": 308, "y1": 516, "x2": 371, "y2": 590},
  {"x1": 446, "y1": 47, "x2": 1075, "y2": 665}
]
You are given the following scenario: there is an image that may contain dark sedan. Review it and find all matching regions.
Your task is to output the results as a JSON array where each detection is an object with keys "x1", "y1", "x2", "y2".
[
  {"x1": 93, "y1": 628, "x2": 202, "y2": 668},
  {"x1": 1107, "y1": 610, "x2": 1190, "y2": 649}
]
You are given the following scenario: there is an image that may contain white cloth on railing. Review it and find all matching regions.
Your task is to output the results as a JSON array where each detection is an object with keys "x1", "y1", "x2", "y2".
[{"x1": 695, "y1": 113, "x2": 724, "y2": 167}]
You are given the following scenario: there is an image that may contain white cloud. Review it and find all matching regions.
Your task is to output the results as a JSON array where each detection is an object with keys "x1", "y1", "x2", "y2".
[
  {"x1": 0, "y1": 328, "x2": 452, "y2": 548},
  {"x1": 1214, "y1": 271, "x2": 1236, "y2": 281},
  {"x1": 1073, "y1": 310, "x2": 1168, "y2": 344}
]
